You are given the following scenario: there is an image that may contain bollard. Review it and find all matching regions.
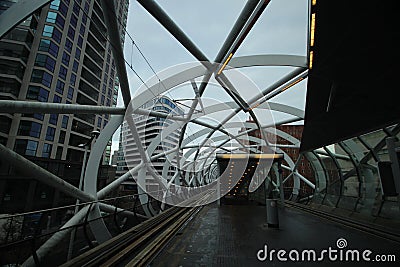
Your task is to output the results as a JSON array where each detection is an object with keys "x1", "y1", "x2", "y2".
[{"x1": 266, "y1": 198, "x2": 279, "y2": 228}]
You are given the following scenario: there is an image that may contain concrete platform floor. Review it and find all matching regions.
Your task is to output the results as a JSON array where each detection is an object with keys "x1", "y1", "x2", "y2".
[{"x1": 150, "y1": 204, "x2": 399, "y2": 267}]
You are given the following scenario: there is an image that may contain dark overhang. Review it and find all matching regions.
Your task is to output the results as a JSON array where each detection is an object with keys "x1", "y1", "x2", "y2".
[{"x1": 300, "y1": 0, "x2": 400, "y2": 152}]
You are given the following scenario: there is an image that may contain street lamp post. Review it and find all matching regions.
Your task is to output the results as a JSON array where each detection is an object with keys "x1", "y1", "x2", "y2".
[{"x1": 67, "y1": 130, "x2": 100, "y2": 260}]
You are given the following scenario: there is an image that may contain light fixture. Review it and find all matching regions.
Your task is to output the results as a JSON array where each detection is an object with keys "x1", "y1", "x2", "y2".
[
  {"x1": 217, "y1": 53, "x2": 233, "y2": 75},
  {"x1": 281, "y1": 77, "x2": 304, "y2": 92},
  {"x1": 310, "y1": 13, "x2": 316, "y2": 47}
]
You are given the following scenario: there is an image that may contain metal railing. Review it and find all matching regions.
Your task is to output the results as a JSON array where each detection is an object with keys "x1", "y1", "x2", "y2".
[{"x1": 0, "y1": 192, "x2": 165, "y2": 266}]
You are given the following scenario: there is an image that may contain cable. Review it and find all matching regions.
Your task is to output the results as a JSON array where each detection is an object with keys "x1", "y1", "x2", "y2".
[
  {"x1": 71, "y1": 0, "x2": 159, "y2": 98},
  {"x1": 101, "y1": 0, "x2": 177, "y2": 102},
  {"x1": 94, "y1": 0, "x2": 173, "y2": 102}
]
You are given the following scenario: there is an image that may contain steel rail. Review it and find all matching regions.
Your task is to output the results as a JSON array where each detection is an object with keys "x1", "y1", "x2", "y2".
[
  {"x1": 284, "y1": 201, "x2": 400, "y2": 244},
  {"x1": 60, "y1": 206, "x2": 185, "y2": 267}
]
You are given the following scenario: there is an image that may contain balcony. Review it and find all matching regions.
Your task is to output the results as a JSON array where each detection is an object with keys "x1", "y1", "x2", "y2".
[
  {"x1": 83, "y1": 55, "x2": 102, "y2": 79},
  {"x1": 68, "y1": 132, "x2": 91, "y2": 147},
  {"x1": 89, "y1": 21, "x2": 106, "y2": 45},
  {"x1": 2, "y1": 27, "x2": 34, "y2": 47},
  {"x1": 0, "y1": 77, "x2": 21, "y2": 99},
  {"x1": 92, "y1": 0, "x2": 105, "y2": 21},
  {"x1": 0, "y1": 59, "x2": 25, "y2": 80},
  {"x1": 71, "y1": 118, "x2": 94, "y2": 136},
  {"x1": 87, "y1": 33, "x2": 106, "y2": 54},
  {"x1": 85, "y1": 43, "x2": 104, "y2": 67},
  {"x1": 0, "y1": 42, "x2": 30, "y2": 63},
  {"x1": 79, "y1": 79, "x2": 99, "y2": 101},
  {"x1": 74, "y1": 113, "x2": 95, "y2": 125},
  {"x1": 76, "y1": 92, "x2": 97, "y2": 106},
  {"x1": 81, "y1": 67, "x2": 100, "y2": 90},
  {"x1": 91, "y1": 9, "x2": 107, "y2": 35}
]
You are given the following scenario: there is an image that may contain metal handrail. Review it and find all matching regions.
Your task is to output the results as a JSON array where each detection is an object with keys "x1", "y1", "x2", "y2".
[{"x1": 0, "y1": 197, "x2": 164, "y2": 266}]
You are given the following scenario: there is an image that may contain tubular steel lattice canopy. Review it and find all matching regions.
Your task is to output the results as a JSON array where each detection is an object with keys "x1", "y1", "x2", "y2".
[{"x1": 0, "y1": 0, "x2": 399, "y2": 265}]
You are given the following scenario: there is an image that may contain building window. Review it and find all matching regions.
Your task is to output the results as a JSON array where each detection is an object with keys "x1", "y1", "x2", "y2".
[
  {"x1": 42, "y1": 143, "x2": 52, "y2": 158},
  {"x1": 56, "y1": 13, "x2": 65, "y2": 28},
  {"x1": 59, "y1": 65, "x2": 67, "y2": 80},
  {"x1": 79, "y1": 24, "x2": 85, "y2": 36},
  {"x1": 35, "y1": 53, "x2": 56, "y2": 72},
  {"x1": 22, "y1": 113, "x2": 44, "y2": 121},
  {"x1": 82, "y1": 13, "x2": 87, "y2": 24},
  {"x1": 46, "y1": 12, "x2": 65, "y2": 29},
  {"x1": 32, "y1": 113, "x2": 44, "y2": 120},
  {"x1": 62, "y1": 51, "x2": 70, "y2": 66},
  {"x1": 84, "y1": 1, "x2": 89, "y2": 12},
  {"x1": 97, "y1": 117, "x2": 102, "y2": 128},
  {"x1": 42, "y1": 25, "x2": 61, "y2": 43},
  {"x1": 31, "y1": 70, "x2": 53, "y2": 88},
  {"x1": 75, "y1": 48, "x2": 81, "y2": 60},
  {"x1": 77, "y1": 36, "x2": 83, "y2": 48},
  {"x1": 70, "y1": 14, "x2": 78, "y2": 27},
  {"x1": 65, "y1": 38, "x2": 73, "y2": 53},
  {"x1": 59, "y1": 1, "x2": 68, "y2": 16},
  {"x1": 72, "y1": 60, "x2": 79, "y2": 72},
  {"x1": 58, "y1": 130, "x2": 66, "y2": 143},
  {"x1": 49, "y1": 113, "x2": 58, "y2": 125},
  {"x1": 26, "y1": 86, "x2": 49, "y2": 102},
  {"x1": 61, "y1": 115, "x2": 69, "y2": 128},
  {"x1": 18, "y1": 121, "x2": 42, "y2": 138},
  {"x1": 50, "y1": 0, "x2": 60, "y2": 10},
  {"x1": 70, "y1": 73, "x2": 76, "y2": 86},
  {"x1": 73, "y1": 1, "x2": 80, "y2": 15},
  {"x1": 38, "y1": 39, "x2": 59, "y2": 58},
  {"x1": 67, "y1": 26, "x2": 75, "y2": 40},
  {"x1": 56, "y1": 80, "x2": 64, "y2": 94},
  {"x1": 46, "y1": 12, "x2": 57, "y2": 24},
  {"x1": 45, "y1": 126, "x2": 56, "y2": 141},
  {"x1": 100, "y1": 95, "x2": 105, "y2": 105},
  {"x1": 55, "y1": 146, "x2": 63, "y2": 159},
  {"x1": 53, "y1": 95, "x2": 62, "y2": 103},
  {"x1": 67, "y1": 87, "x2": 74, "y2": 100},
  {"x1": 14, "y1": 139, "x2": 38, "y2": 156}
]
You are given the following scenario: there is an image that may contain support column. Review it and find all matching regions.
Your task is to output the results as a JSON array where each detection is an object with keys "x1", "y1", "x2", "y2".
[
  {"x1": 386, "y1": 137, "x2": 400, "y2": 194},
  {"x1": 278, "y1": 161, "x2": 285, "y2": 205}
]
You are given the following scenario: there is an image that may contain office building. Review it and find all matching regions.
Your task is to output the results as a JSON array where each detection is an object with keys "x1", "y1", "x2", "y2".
[
  {"x1": 0, "y1": 0, "x2": 129, "y2": 213},
  {"x1": 117, "y1": 96, "x2": 184, "y2": 194}
]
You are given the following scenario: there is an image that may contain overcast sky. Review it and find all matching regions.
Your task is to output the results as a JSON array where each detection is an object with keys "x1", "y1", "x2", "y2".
[{"x1": 111, "y1": 0, "x2": 309, "y2": 152}]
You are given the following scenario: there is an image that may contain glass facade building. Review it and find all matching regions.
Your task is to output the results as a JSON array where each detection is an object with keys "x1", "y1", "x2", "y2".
[{"x1": 0, "y1": 0, "x2": 129, "y2": 213}]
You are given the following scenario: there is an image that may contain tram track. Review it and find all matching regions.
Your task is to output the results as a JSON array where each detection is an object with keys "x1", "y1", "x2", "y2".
[
  {"x1": 284, "y1": 201, "x2": 400, "y2": 244},
  {"x1": 62, "y1": 192, "x2": 212, "y2": 267},
  {"x1": 60, "y1": 206, "x2": 191, "y2": 267}
]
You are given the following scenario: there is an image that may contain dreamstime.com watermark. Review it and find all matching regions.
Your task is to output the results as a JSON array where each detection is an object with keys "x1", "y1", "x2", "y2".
[{"x1": 257, "y1": 238, "x2": 396, "y2": 263}]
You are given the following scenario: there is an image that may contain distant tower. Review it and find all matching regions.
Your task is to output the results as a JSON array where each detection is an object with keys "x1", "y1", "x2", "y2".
[{"x1": 117, "y1": 96, "x2": 184, "y2": 193}]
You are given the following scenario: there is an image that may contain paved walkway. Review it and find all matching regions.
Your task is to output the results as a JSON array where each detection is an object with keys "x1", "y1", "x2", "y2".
[{"x1": 150, "y1": 204, "x2": 399, "y2": 266}]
